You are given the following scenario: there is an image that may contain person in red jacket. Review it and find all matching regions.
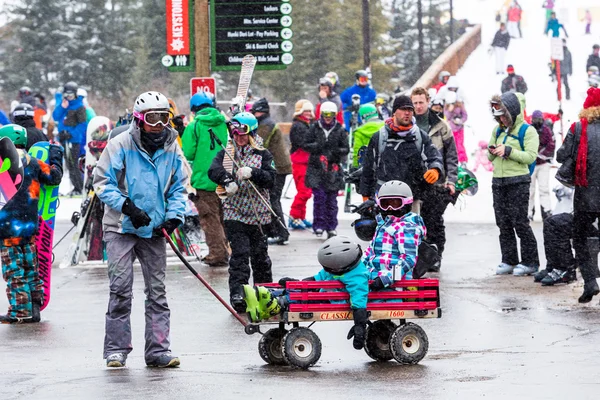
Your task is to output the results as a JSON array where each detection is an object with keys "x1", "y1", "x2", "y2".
[
  {"x1": 431, "y1": 71, "x2": 451, "y2": 93},
  {"x1": 288, "y1": 100, "x2": 315, "y2": 230},
  {"x1": 507, "y1": 2, "x2": 522, "y2": 38}
]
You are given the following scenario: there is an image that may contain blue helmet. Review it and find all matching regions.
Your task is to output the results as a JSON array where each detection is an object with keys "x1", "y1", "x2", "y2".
[
  {"x1": 230, "y1": 112, "x2": 258, "y2": 136},
  {"x1": 190, "y1": 92, "x2": 214, "y2": 111}
]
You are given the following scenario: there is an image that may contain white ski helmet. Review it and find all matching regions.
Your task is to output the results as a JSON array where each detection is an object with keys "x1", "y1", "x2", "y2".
[
  {"x1": 133, "y1": 91, "x2": 170, "y2": 114},
  {"x1": 321, "y1": 101, "x2": 338, "y2": 114},
  {"x1": 317, "y1": 236, "x2": 363, "y2": 274},
  {"x1": 445, "y1": 91, "x2": 457, "y2": 105},
  {"x1": 86, "y1": 116, "x2": 112, "y2": 141},
  {"x1": 438, "y1": 70, "x2": 451, "y2": 82},
  {"x1": 446, "y1": 76, "x2": 459, "y2": 90},
  {"x1": 77, "y1": 88, "x2": 88, "y2": 98},
  {"x1": 589, "y1": 74, "x2": 600, "y2": 88},
  {"x1": 376, "y1": 180, "x2": 413, "y2": 212}
]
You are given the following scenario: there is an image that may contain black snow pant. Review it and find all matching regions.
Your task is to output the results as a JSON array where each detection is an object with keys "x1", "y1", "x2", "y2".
[
  {"x1": 420, "y1": 187, "x2": 451, "y2": 256},
  {"x1": 558, "y1": 74, "x2": 570, "y2": 100},
  {"x1": 543, "y1": 213, "x2": 576, "y2": 272},
  {"x1": 67, "y1": 143, "x2": 83, "y2": 192},
  {"x1": 492, "y1": 181, "x2": 539, "y2": 266},
  {"x1": 267, "y1": 173, "x2": 290, "y2": 240},
  {"x1": 573, "y1": 211, "x2": 600, "y2": 283},
  {"x1": 224, "y1": 220, "x2": 273, "y2": 296}
]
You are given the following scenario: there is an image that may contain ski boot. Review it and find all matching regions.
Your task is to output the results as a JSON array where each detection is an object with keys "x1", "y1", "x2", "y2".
[
  {"x1": 302, "y1": 220, "x2": 313, "y2": 229},
  {"x1": 314, "y1": 229, "x2": 324, "y2": 238},
  {"x1": 31, "y1": 300, "x2": 41, "y2": 323},
  {"x1": 256, "y1": 286, "x2": 281, "y2": 320},
  {"x1": 326, "y1": 230, "x2": 337, "y2": 239},
  {"x1": 541, "y1": 268, "x2": 576, "y2": 286},
  {"x1": 288, "y1": 219, "x2": 306, "y2": 230},
  {"x1": 242, "y1": 284, "x2": 261, "y2": 322},
  {"x1": 230, "y1": 287, "x2": 247, "y2": 313},
  {"x1": 0, "y1": 314, "x2": 30, "y2": 324}
]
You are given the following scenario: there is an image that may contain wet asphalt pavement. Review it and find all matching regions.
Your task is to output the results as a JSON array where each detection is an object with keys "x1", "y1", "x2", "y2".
[{"x1": 2, "y1": 221, "x2": 600, "y2": 400}]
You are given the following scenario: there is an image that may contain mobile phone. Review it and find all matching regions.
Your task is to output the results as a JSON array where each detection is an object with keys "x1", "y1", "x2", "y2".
[{"x1": 488, "y1": 145, "x2": 497, "y2": 150}]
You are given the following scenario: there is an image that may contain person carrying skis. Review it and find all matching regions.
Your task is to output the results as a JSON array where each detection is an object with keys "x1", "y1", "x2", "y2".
[
  {"x1": 352, "y1": 103, "x2": 384, "y2": 168},
  {"x1": 528, "y1": 110, "x2": 555, "y2": 221},
  {"x1": 93, "y1": 91, "x2": 187, "y2": 368},
  {"x1": 182, "y1": 91, "x2": 230, "y2": 268},
  {"x1": 501, "y1": 65, "x2": 528, "y2": 94},
  {"x1": 208, "y1": 112, "x2": 276, "y2": 313},
  {"x1": 488, "y1": 92, "x2": 540, "y2": 276},
  {"x1": 304, "y1": 101, "x2": 349, "y2": 238},
  {"x1": 359, "y1": 95, "x2": 444, "y2": 211},
  {"x1": 412, "y1": 87, "x2": 458, "y2": 270},
  {"x1": 340, "y1": 70, "x2": 377, "y2": 129},
  {"x1": 52, "y1": 81, "x2": 88, "y2": 197},
  {"x1": 10, "y1": 103, "x2": 48, "y2": 150},
  {"x1": 288, "y1": 100, "x2": 315, "y2": 230},
  {"x1": 0, "y1": 124, "x2": 63, "y2": 324},
  {"x1": 491, "y1": 23, "x2": 510, "y2": 75},
  {"x1": 251, "y1": 98, "x2": 292, "y2": 245}
]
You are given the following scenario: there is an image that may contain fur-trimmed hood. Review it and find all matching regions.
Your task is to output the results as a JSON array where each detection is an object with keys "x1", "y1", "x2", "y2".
[
  {"x1": 579, "y1": 106, "x2": 600, "y2": 124},
  {"x1": 490, "y1": 92, "x2": 524, "y2": 130}
]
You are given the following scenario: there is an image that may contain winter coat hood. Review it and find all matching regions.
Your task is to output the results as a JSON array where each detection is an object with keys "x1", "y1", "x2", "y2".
[
  {"x1": 446, "y1": 76, "x2": 460, "y2": 90},
  {"x1": 195, "y1": 107, "x2": 226, "y2": 127},
  {"x1": 491, "y1": 92, "x2": 524, "y2": 129}
]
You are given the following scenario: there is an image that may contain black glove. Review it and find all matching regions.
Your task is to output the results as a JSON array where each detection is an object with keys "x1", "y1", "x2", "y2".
[
  {"x1": 351, "y1": 199, "x2": 376, "y2": 217},
  {"x1": 347, "y1": 308, "x2": 369, "y2": 350},
  {"x1": 172, "y1": 115, "x2": 185, "y2": 137},
  {"x1": 154, "y1": 218, "x2": 181, "y2": 236},
  {"x1": 278, "y1": 277, "x2": 299, "y2": 287},
  {"x1": 58, "y1": 130, "x2": 72, "y2": 142},
  {"x1": 48, "y1": 144, "x2": 64, "y2": 170},
  {"x1": 121, "y1": 198, "x2": 151, "y2": 229},
  {"x1": 369, "y1": 276, "x2": 385, "y2": 291}
]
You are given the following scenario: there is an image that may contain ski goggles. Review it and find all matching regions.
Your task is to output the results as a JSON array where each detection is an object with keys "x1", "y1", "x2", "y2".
[
  {"x1": 64, "y1": 92, "x2": 76, "y2": 100},
  {"x1": 490, "y1": 102, "x2": 504, "y2": 116},
  {"x1": 134, "y1": 110, "x2": 171, "y2": 126},
  {"x1": 358, "y1": 76, "x2": 369, "y2": 85},
  {"x1": 376, "y1": 196, "x2": 413, "y2": 211},
  {"x1": 229, "y1": 120, "x2": 251, "y2": 136},
  {"x1": 321, "y1": 111, "x2": 336, "y2": 118}
]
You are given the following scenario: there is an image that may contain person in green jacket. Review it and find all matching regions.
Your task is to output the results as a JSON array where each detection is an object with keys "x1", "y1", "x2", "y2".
[
  {"x1": 353, "y1": 103, "x2": 384, "y2": 168},
  {"x1": 488, "y1": 92, "x2": 540, "y2": 277},
  {"x1": 182, "y1": 92, "x2": 229, "y2": 267}
]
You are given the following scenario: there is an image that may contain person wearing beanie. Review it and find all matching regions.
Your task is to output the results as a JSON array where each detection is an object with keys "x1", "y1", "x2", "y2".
[
  {"x1": 585, "y1": 45, "x2": 600, "y2": 76},
  {"x1": 303, "y1": 101, "x2": 349, "y2": 238},
  {"x1": 288, "y1": 100, "x2": 315, "y2": 230},
  {"x1": 501, "y1": 65, "x2": 528, "y2": 94},
  {"x1": 528, "y1": 110, "x2": 555, "y2": 221},
  {"x1": 359, "y1": 94, "x2": 444, "y2": 211},
  {"x1": 411, "y1": 87, "x2": 458, "y2": 270},
  {"x1": 251, "y1": 98, "x2": 292, "y2": 245},
  {"x1": 10, "y1": 103, "x2": 48, "y2": 150},
  {"x1": 557, "y1": 87, "x2": 600, "y2": 303},
  {"x1": 488, "y1": 92, "x2": 540, "y2": 277}
]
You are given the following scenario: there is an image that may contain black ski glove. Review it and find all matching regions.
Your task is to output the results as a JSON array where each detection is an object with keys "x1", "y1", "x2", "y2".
[
  {"x1": 58, "y1": 130, "x2": 72, "y2": 143},
  {"x1": 48, "y1": 144, "x2": 64, "y2": 174},
  {"x1": 347, "y1": 308, "x2": 369, "y2": 350},
  {"x1": 154, "y1": 218, "x2": 181, "y2": 236},
  {"x1": 121, "y1": 198, "x2": 151, "y2": 229},
  {"x1": 278, "y1": 277, "x2": 298, "y2": 287},
  {"x1": 369, "y1": 277, "x2": 385, "y2": 291}
]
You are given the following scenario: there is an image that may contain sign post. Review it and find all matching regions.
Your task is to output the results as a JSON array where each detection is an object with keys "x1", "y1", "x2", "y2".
[
  {"x1": 210, "y1": 0, "x2": 293, "y2": 71},
  {"x1": 163, "y1": 0, "x2": 195, "y2": 72}
]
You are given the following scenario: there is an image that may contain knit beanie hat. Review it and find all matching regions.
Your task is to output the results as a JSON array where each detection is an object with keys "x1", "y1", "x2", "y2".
[{"x1": 392, "y1": 95, "x2": 414, "y2": 114}]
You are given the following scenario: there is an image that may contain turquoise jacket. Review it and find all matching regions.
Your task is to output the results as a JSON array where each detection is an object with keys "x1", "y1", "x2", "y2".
[{"x1": 313, "y1": 260, "x2": 369, "y2": 309}]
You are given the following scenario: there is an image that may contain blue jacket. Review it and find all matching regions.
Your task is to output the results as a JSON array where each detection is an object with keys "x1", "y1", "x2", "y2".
[
  {"x1": 313, "y1": 261, "x2": 369, "y2": 309},
  {"x1": 52, "y1": 93, "x2": 88, "y2": 153},
  {"x1": 0, "y1": 110, "x2": 9, "y2": 125},
  {"x1": 545, "y1": 19, "x2": 565, "y2": 37},
  {"x1": 92, "y1": 124, "x2": 187, "y2": 238},
  {"x1": 340, "y1": 84, "x2": 377, "y2": 129}
]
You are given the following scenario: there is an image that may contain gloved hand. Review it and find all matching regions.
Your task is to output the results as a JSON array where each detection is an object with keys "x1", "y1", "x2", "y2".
[
  {"x1": 369, "y1": 276, "x2": 385, "y2": 291},
  {"x1": 48, "y1": 144, "x2": 64, "y2": 167},
  {"x1": 121, "y1": 198, "x2": 151, "y2": 229},
  {"x1": 172, "y1": 115, "x2": 185, "y2": 136},
  {"x1": 225, "y1": 181, "x2": 239, "y2": 196},
  {"x1": 58, "y1": 131, "x2": 72, "y2": 142},
  {"x1": 154, "y1": 218, "x2": 181, "y2": 236},
  {"x1": 236, "y1": 166, "x2": 253, "y2": 181},
  {"x1": 347, "y1": 308, "x2": 369, "y2": 350},
  {"x1": 278, "y1": 277, "x2": 299, "y2": 287},
  {"x1": 423, "y1": 169, "x2": 439, "y2": 184}
]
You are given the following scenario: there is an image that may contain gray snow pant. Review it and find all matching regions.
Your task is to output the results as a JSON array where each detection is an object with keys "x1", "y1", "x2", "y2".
[{"x1": 103, "y1": 232, "x2": 171, "y2": 362}]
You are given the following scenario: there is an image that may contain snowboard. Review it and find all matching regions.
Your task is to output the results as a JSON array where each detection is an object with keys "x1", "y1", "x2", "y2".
[
  {"x1": 28, "y1": 141, "x2": 59, "y2": 311},
  {"x1": 0, "y1": 137, "x2": 24, "y2": 209}
]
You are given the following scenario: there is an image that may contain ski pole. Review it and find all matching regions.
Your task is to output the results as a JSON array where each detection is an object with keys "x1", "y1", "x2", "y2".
[
  {"x1": 53, "y1": 224, "x2": 76, "y2": 248},
  {"x1": 209, "y1": 129, "x2": 288, "y2": 232},
  {"x1": 282, "y1": 176, "x2": 293, "y2": 199},
  {"x1": 162, "y1": 228, "x2": 248, "y2": 327}
]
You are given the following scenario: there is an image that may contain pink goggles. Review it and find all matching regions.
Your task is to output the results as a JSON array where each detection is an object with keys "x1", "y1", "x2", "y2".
[
  {"x1": 376, "y1": 196, "x2": 413, "y2": 211},
  {"x1": 133, "y1": 110, "x2": 171, "y2": 127}
]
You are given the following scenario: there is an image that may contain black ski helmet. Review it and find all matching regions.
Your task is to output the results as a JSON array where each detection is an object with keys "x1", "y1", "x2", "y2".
[
  {"x1": 352, "y1": 217, "x2": 377, "y2": 241},
  {"x1": 250, "y1": 97, "x2": 270, "y2": 114},
  {"x1": 11, "y1": 103, "x2": 35, "y2": 122},
  {"x1": 63, "y1": 81, "x2": 78, "y2": 95}
]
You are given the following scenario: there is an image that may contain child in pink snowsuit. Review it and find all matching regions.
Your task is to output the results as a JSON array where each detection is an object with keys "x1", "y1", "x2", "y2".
[
  {"x1": 473, "y1": 140, "x2": 493, "y2": 172},
  {"x1": 444, "y1": 99, "x2": 469, "y2": 165}
]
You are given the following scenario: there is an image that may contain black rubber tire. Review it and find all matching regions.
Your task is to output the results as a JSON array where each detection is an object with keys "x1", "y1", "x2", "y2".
[
  {"x1": 389, "y1": 323, "x2": 429, "y2": 365},
  {"x1": 258, "y1": 328, "x2": 287, "y2": 365},
  {"x1": 364, "y1": 320, "x2": 396, "y2": 361},
  {"x1": 281, "y1": 327, "x2": 322, "y2": 369}
]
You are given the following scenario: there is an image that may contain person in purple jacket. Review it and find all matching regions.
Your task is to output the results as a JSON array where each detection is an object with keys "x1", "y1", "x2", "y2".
[
  {"x1": 528, "y1": 110, "x2": 556, "y2": 221},
  {"x1": 444, "y1": 92, "x2": 469, "y2": 166}
]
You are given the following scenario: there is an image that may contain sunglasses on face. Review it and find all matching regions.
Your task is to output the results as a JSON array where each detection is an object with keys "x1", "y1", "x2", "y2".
[
  {"x1": 376, "y1": 196, "x2": 413, "y2": 211},
  {"x1": 142, "y1": 111, "x2": 170, "y2": 126}
]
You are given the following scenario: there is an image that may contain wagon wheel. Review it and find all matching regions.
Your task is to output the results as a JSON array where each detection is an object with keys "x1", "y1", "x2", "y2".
[
  {"x1": 258, "y1": 328, "x2": 288, "y2": 365},
  {"x1": 281, "y1": 327, "x2": 322, "y2": 369},
  {"x1": 389, "y1": 323, "x2": 429, "y2": 365},
  {"x1": 364, "y1": 320, "x2": 396, "y2": 361}
]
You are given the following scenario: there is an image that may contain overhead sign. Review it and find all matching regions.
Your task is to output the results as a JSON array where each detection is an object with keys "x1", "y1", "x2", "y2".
[
  {"x1": 190, "y1": 77, "x2": 216, "y2": 97},
  {"x1": 165, "y1": 0, "x2": 194, "y2": 72},
  {"x1": 550, "y1": 37, "x2": 564, "y2": 61},
  {"x1": 210, "y1": 0, "x2": 293, "y2": 71}
]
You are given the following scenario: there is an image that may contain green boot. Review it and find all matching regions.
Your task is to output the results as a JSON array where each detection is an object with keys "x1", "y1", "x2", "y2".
[
  {"x1": 242, "y1": 284, "x2": 261, "y2": 322},
  {"x1": 256, "y1": 286, "x2": 281, "y2": 320}
]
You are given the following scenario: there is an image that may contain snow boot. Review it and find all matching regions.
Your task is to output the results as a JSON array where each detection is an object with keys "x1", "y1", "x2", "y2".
[
  {"x1": 242, "y1": 284, "x2": 261, "y2": 322},
  {"x1": 0, "y1": 314, "x2": 31, "y2": 324},
  {"x1": 533, "y1": 269, "x2": 549, "y2": 283},
  {"x1": 326, "y1": 230, "x2": 337, "y2": 239},
  {"x1": 146, "y1": 353, "x2": 180, "y2": 368},
  {"x1": 31, "y1": 300, "x2": 41, "y2": 323},
  {"x1": 256, "y1": 286, "x2": 281, "y2": 320},
  {"x1": 106, "y1": 353, "x2": 127, "y2": 368},
  {"x1": 496, "y1": 263, "x2": 515, "y2": 275},
  {"x1": 578, "y1": 280, "x2": 600, "y2": 304},
  {"x1": 513, "y1": 264, "x2": 539, "y2": 276},
  {"x1": 314, "y1": 229, "x2": 324, "y2": 237}
]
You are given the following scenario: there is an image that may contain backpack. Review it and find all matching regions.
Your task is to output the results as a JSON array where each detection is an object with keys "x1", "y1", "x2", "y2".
[
  {"x1": 495, "y1": 123, "x2": 535, "y2": 175},
  {"x1": 377, "y1": 126, "x2": 425, "y2": 168}
]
